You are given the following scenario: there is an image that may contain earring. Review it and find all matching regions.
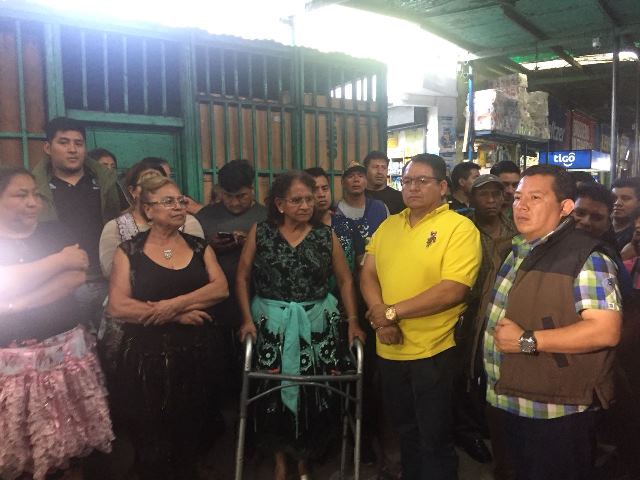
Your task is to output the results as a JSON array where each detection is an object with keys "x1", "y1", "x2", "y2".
[{"x1": 278, "y1": 210, "x2": 284, "y2": 214}]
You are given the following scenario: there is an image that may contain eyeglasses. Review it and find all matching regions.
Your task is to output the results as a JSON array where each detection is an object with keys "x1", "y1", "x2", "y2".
[
  {"x1": 400, "y1": 176, "x2": 441, "y2": 187},
  {"x1": 284, "y1": 196, "x2": 315, "y2": 206},
  {"x1": 145, "y1": 196, "x2": 188, "y2": 209}
]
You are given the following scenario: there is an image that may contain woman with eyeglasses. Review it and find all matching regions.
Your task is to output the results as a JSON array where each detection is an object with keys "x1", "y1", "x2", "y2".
[
  {"x1": 0, "y1": 167, "x2": 114, "y2": 480},
  {"x1": 99, "y1": 160, "x2": 204, "y2": 279},
  {"x1": 237, "y1": 170, "x2": 364, "y2": 480},
  {"x1": 107, "y1": 175, "x2": 228, "y2": 479},
  {"x1": 97, "y1": 161, "x2": 205, "y2": 406}
]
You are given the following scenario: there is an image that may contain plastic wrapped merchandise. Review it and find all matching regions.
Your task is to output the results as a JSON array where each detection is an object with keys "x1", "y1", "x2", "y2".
[
  {"x1": 474, "y1": 89, "x2": 521, "y2": 134},
  {"x1": 527, "y1": 91, "x2": 550, "y2": 140},
  {"x1": 489, "y1": 73, "x2": 529, "y2": 98},
  {"x1": 489, "y1": 73, "x2": 528, "y2": 89}
]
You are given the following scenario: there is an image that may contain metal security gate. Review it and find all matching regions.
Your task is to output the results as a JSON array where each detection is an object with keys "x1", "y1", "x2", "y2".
[
  {"x1": 58, "y1": 26, "x2": 187, "y2": 182},
  {"x1": 194, "y1": 36, "x2": 387, "y2": 202},
  {"x1": 0, "y1": 8, "x2": 387, "y2": 202},
  {"x1": 298, "y1": 49, "x2": 387, "y2": 197},
  {"x1": 0, "y1": 18, "x2": 47, "y2": 169},
  {"x1": 194, "y1": 39, "x2": 297, "y2": 202}
]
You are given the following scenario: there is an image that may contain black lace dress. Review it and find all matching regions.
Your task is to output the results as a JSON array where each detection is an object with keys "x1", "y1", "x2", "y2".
[
  {"x1": 111, "y1": 231, "x2": 224, "y2": 479},
  {"x1": 251, "y1": 221, "x2": 350, "y2": 459}
]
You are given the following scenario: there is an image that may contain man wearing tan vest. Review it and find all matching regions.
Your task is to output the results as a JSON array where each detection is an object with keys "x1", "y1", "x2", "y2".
[{"x1": 484, "y1": 165, "x2": 622, "y2": 480}]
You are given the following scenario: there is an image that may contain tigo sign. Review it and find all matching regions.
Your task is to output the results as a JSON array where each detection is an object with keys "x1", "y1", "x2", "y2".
[{"x1": 539, "y1": 150, "x2": 592, "y2": 169}]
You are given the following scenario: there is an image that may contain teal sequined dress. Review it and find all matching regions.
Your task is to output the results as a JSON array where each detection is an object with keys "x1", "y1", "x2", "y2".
[{"x1": 251, "y1": 221, "x2": 348, "y2": 459}]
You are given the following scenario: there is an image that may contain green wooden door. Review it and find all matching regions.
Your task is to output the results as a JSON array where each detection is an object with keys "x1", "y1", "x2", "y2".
[{"x1": 85, "y1": 125, "x2": 181, "y2": 178}]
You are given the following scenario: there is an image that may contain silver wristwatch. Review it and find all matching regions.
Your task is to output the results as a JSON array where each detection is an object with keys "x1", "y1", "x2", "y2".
[{"x1": 518, "y1": 330, "x2": 537, "y2": 354}]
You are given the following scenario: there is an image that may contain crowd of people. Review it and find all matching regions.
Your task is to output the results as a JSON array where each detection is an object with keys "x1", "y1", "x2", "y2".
[{"x1": 0, "y1": 115, "x2": 639, "y2": 480}]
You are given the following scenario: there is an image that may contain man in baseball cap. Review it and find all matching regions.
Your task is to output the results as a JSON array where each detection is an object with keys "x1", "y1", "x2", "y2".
[{"x1": 336, "y1": 161, "x2": 388, "y2": 245}]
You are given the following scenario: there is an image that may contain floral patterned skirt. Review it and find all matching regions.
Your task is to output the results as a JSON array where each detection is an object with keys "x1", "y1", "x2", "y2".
[
  {"x1": 0, "y1": 326, "x2": 114, "y2": 480},
  {"x1": 252, "y1": 307, "x2": 352, "y2": 459}
]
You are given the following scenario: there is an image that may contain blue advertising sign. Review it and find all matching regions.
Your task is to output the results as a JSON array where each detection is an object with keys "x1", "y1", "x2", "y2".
[{"x1": 539, "y1": 150, "x2": 592, "y2": 169}]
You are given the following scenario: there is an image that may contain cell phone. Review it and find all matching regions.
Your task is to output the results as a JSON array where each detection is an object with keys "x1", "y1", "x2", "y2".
[{"x1": 217, "y1": 232, "x2": 235, "y2": 239}]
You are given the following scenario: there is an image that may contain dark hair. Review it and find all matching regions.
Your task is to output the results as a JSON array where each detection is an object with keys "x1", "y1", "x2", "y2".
[
  {"x1": 304, "y1": 167, "x2": 329, "y2": 182},
  {"x1": 88, "y1": 148, "x2": 117, "y2": 167},
  {"x1": 451, "y1": 162, "x2": 480, "y2": 190},
  {"x1": 569, "y1": 171, "x2": 595, "y2": 186},
  {"x1": 490, "y1": 160, "x2": 520, "y2": 177},
  {"x1": 522, "y1": 165, "x2": 576, "y2": 202},
  {"x1": 403, "y1": 154, "x2": 447, "y2": 181},
  {"x1": 218, "y1": 159, "x2": 255, "y2": 192},
  {"x1": 363, "y1": 150, "x2": 389, "y2": 168},
  {"x1": 123, "y1": 162, "x2": 167, "y2": 191},
  {"x1": 612, "y1": 177, "x2": 640, "y2": 199},
  {"x1": 141, "y1": 157, "x2": 170, "y2": 170},
  {"x1": 265, "y1": 171, "x2": 318, "y2": 225},
  {"x1": 45, "y1": 117, "x2": 86, "y2": 141},
  {"x1": 576, "y1": 183, "x2": 615, "y2": 214},
  {"x1": 0, "y1": 167, "x2": 34, "y2": 196}
]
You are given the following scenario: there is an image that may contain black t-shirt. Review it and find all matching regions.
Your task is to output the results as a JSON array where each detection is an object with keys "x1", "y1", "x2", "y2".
[
  {"x1": 365, "y1": 186, "x2": 405, "y2": 215},
  {"x1": 51, "y1": 173, "x2": 103, "y2": 276},
  {"x1": 0, "y1": 222, "x2": 80, "y2": 346},
  {"x1": 448, "y1": 196, "x2": 472, "y2": 215},
  {"x1": 196, "y1": 202, "x2": 267, "y2": 284},
  {"x1": 195, "y1": 202, "x2": 267, "y2": 327}
]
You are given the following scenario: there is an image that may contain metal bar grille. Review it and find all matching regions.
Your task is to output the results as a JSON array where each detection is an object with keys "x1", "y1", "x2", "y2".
[
  {"x1": 80, "y1": 30, "x2": 88, "y2": 109},
  {"x1": 14, "y1": 20, "x2": 29, "y2": 168},
  {"x1": 102, "y1": 32, "x2": 109, "y2": 112}
]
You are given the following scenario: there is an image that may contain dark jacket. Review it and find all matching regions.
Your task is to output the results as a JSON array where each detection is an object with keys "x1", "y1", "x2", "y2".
[
  {"x1": 495, "y1": 221, "x2": 618, "y2": 408},
  {"x1": 32, "y1": 157, "x2": 120, "y2": 224}
]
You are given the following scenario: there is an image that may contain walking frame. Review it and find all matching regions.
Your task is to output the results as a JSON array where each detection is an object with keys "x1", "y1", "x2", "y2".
[{"x1": 234, "y1": 336, "x2": 364, "y2": 480}]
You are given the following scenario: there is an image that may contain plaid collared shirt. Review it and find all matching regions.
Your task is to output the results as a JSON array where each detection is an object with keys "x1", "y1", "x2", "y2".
[{"x1": 484, "y1": 225, "x2": 622, "y2": 419}]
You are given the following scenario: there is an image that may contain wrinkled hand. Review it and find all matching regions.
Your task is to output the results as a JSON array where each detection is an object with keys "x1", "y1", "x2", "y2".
[
  {"x1": 366, "y1": 303, "x2": 394, "y2": 329},
  {"x1": 209, "y1": 234, "x2": 238, "y2": 254},
  {"x1": 493, "y1": 317, "x2": 524, "y2": 353},
  {"x1": 376, "y1": 325, "x2": 403, "y2": 345},
  {"x1": 58, "y1": 244, "x2": 89, "y2": 271},
  {"x1": 142, "y1": 298, "x2": 184, "y2": 326},
  {"x1": 238, "y1": 320, "x2": 257, "y2": 342},
  {"x1": 348, "y1": 322, "x2": 366, "y2": 346},
  {"x1": 175, "y1": 309, "x2": 211, "y2": 326}
]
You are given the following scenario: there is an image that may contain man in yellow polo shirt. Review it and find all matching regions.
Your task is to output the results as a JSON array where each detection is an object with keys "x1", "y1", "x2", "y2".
[{"x1": 361, "y1": 153, "x2": 481, "y2": 480}]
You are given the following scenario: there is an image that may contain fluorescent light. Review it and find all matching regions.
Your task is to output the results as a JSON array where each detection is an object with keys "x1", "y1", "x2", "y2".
[{"x1": 520, "y1": 51, "x2": 639, "y2": 71}]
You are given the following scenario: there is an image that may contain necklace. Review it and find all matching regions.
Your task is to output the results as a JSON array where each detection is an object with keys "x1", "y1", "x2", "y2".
[{"x1": 163, "y1": 249, "x2": 173, "y2": 260}]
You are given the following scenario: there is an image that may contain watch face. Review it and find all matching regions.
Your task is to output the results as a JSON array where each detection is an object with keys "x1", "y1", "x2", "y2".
[
  {"x1": 519, "y1": 333, "x2": 537, "y2": 354},
  {"x1": 385, "y1": 307, "x2": 395, "y2": 321}
]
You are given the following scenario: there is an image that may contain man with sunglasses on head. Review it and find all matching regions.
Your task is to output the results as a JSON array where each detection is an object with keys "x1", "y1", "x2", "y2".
[{"x1": 361, "y1": 153, "x2": 481, "y2": 480}]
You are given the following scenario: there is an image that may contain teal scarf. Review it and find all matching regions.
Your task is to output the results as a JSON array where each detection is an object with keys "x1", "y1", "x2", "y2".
[{"x1": 251, "y1": 293, "x2": 339, "y2": 416}]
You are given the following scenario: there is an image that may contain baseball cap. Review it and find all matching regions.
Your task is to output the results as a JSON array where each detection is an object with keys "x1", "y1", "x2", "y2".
[
  {"x1": 472, "y1": 174, "x2": 504, "y2": 190},
  {"x1": 343, "y1": 161, "x2": 367, "y2": 177}
]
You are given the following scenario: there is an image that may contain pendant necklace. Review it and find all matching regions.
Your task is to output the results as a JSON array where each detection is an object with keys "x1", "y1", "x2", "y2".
[{"x1": 163, "y1": 248, "x2": 173, "y2": 260}]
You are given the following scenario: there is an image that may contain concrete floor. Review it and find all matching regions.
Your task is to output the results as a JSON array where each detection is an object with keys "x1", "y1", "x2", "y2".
[{"x1": 203, "y1": 399, "x2": 496, "y2": 480}]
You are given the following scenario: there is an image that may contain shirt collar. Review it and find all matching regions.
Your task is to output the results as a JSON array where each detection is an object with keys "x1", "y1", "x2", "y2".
[
  {"x1": 512, "y1": 216, "x2": 573, "y2": 255},
  {"x1": 401, "y1": 202, "x2": 449, "y2": 227}
]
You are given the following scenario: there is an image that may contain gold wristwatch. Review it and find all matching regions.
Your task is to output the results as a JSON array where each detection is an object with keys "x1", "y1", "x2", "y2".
[{"x1": 384, "y1": 305, "x2": 398, "y2": 324}]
